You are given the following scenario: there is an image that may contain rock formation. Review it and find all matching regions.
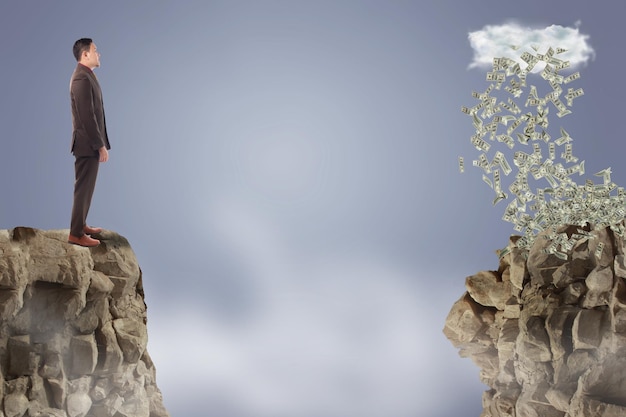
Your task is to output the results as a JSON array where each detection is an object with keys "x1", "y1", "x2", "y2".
[
  {"x1": 0, "y1": 227, "x2": 169, "y2": 417},
  {"x1": 444, "y1": 223, "x2": 626, "y2": 417}
]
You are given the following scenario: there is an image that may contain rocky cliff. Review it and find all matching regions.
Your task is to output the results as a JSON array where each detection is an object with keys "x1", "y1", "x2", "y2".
[
  {"x1": 444, "y1": 223, "x2": 626, "y2": 417},
  {"x1": 0, "y1": 227, "x2": 169, "y2": 417}
]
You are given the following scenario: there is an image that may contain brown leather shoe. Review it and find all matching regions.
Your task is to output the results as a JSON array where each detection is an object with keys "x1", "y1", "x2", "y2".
[
  {"x1": 84, "y1": 225, "x2": 103, "y2": 234},
  {"x1": 68, "y1": 234, "x2": 100, "y2": 247}
]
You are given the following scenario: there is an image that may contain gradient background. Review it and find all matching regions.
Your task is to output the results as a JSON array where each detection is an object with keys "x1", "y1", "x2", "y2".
[{"x1": 0, "y1": 1, "x2": 624, "y2": 416}]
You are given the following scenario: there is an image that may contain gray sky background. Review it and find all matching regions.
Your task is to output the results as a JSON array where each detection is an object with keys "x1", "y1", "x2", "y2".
[{"x1": 1, "y1": 1, "x2": 625, "y2": 416}]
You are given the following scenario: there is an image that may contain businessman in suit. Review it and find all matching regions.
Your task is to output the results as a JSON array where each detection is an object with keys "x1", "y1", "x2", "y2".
[{"x1": 68, "y1": 38, "x2": 111, "y2": 247}]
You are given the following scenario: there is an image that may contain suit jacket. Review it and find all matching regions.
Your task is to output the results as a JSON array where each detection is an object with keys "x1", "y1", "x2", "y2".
[{"x1": 70, "y1": 63, "x2": 111, "y2": 156}]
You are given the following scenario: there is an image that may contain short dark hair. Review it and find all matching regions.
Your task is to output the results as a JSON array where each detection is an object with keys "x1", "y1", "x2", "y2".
[{"x1": 73, "y1": 38, "x2": 93, "y2": 62}]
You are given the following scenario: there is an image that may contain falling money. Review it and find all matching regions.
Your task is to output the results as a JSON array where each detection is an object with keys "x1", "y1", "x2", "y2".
[{"x1": 460, "y1": 45, "x2": 625, "y2": 258}]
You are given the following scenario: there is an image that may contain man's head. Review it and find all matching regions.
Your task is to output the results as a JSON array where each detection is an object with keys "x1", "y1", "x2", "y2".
[{"x1": 73, "y1": 38, "x2": 100, "y2": 69}]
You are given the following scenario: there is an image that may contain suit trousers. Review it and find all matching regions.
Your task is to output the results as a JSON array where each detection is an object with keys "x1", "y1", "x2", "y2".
[{"x1": 70, "y1": 156, "x2": 100, "y2": 237}]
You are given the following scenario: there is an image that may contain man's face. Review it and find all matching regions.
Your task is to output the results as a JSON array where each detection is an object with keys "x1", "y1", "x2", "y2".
[{"x1": 83, "y1": 42, "x2": 100, "y2": 69}]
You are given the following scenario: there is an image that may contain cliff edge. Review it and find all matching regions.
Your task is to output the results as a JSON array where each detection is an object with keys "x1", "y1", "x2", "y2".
[
  {"x1": 0, "y1": 227, "x2": 169, "y2": 417},
  {"x1": 444, "y1": 223, "x2": 626, "y2": 417}
]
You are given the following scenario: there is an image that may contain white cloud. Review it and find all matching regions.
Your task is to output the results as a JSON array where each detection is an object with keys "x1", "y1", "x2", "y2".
[{"x1": 468, "y1": 21, "x2": 595, "y2": 71}]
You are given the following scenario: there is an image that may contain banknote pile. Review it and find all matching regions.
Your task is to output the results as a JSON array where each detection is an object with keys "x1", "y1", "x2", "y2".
[{"x1": 460, "y1": 45, "x2": 624, "y2": 259}]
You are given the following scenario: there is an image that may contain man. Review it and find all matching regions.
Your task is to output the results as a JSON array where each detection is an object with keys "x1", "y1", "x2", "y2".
[{"x1": 68, "y1": 38, "x2": 111, "y2": 247}]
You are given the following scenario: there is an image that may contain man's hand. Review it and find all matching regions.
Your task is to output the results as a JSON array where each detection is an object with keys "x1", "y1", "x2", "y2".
[{"x1": 99, "y1": 146, "x2": 109, "y2": 163}]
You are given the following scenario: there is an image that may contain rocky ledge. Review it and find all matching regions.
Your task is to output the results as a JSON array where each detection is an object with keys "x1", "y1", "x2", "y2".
[
  {"x1": 0, "y1": 227, "x2": 169, "y2": 417},
  {"x1": 444, "y1": 223, "x2": 626, "y2": 417}
]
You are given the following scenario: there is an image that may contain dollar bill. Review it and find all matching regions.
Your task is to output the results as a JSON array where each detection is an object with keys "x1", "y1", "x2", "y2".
[
  {"x1": 557, "y1": 108, "x2": 572, "y2": 118},
  {"x1": 493, "y1": 151, "x2": 513, "y2": 175},
  {"x1": 554, "y1": 60, "x2": 571, "y2": 70},
  {"x1": 594, "y1": 167, "x2": 612, "y2": 184},
  {"x1": 594, "y1": 242, "x2": 605, "y2": 260},
  {"x1": 513, "y1": 151, "x2": 530, "y2": 167},
  {"x1": 507, "y1": 98, "x2": 521, "y2": 114},
  {"x1": 470, "y1": 135, "x2": 491, "y2": 152},
  {"x1": 483, "y1": 173, "x2": 493, "y2": 188},
  {"x1": 497, "y1": 245, "x2": 511, "y2": 259},
  {"x1": 493, "y1": 192, "x2": 507, "y2": 205},
  {"x1": 563, "y1": 72, "x2": 580, "y2": 84},
  {"x1": 493, "y1": 169, "x2": 502, "y2": 192},
  {"x1": 566, "y1": 88, "x2": 584, "y2": 106},
  {"x1": 500, "y1": 114, "x2": 517, "y2": 126},
  {"x1": 507, "y1": 119, "x2": 522, "y2": 135},
  {"x1": 496, "y1": 134, "x2": 515, "y2": 149},
  {"x1": 521, "y1": 52, "x2": 534, "y2": 63},
  {"x1": 505, "y1": 85, "x2": 523, "y2": 97},
  {"x1": 526, "y1": 98, "x2": 541, "y2": 107}
]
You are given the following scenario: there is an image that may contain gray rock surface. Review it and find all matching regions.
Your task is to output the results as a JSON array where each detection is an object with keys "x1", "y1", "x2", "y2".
[
  {"x1": 444, "y1": 223, "x2": 626, "y2": 417},
  {"x1": 0, "y1": 227, "x2": 169, "y2": 417}
]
